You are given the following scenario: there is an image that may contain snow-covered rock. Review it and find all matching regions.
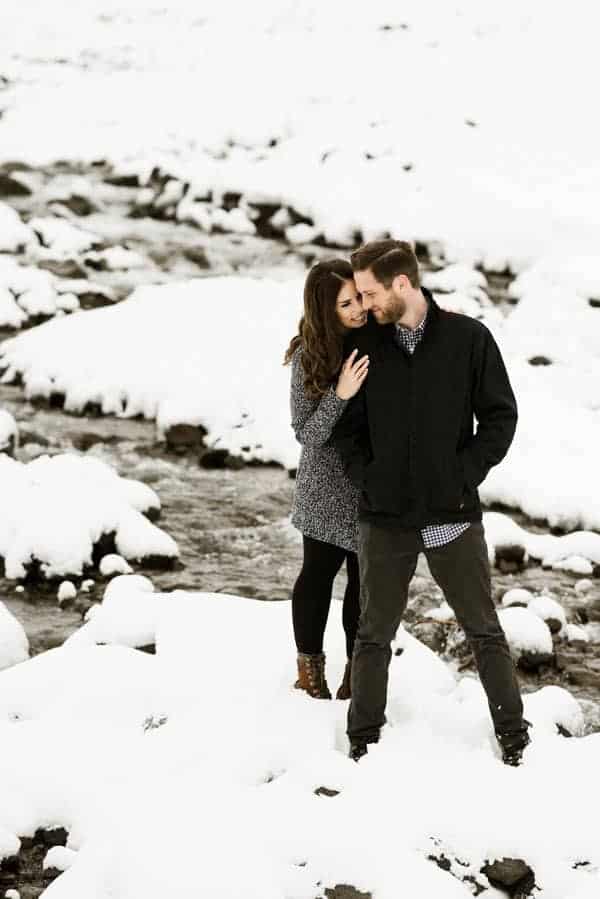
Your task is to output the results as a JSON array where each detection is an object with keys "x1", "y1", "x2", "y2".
[
  {"x1": 501, "y1": 587, "x2": 533, "y2": 608},
  {"x1": 498, "y1": 607, "x2": 554, "y2": 659},
  {"x1": 0, "y1": 410, "x2": 18, "y2": 453},
  {"x1": 0, "y1": 601, "x2": 29, "y2": 670},
  {"x1": 57, "y1": 581, "x2": 77, "y2": 604},
  {"x1": 574, "y1": 579, "x2": 594, "y2": 595},
  {"x1": 0, "y1": 453, "x2": 177, "y2": 580},
  {"x1": 528, "y1": 595, "x2": 567, "y2": 635},
  {"x1": 99, "y1": 554, "x2": 133, "y2": 577},
  {"x1": 424, "y1": 601, "x2": 455, "y2": 622},
  {"x1": 0, "y1": 203, "x2": 32, "y2": 252},
  {"x1": 29, "y1": 216, "x2": 100, "y2": 256}
]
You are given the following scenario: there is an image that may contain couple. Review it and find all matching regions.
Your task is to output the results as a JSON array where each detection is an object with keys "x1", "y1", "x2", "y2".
[{"x1": 285, "y1": 240, "x2": 530, "y2": 767}]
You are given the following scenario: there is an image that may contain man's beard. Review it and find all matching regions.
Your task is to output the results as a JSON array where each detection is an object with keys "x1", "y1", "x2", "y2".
[{"x1": 376, "y1": 296, "x2": 406, "y2": 324}]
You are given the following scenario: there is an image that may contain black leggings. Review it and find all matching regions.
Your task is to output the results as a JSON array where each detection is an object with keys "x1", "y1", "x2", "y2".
[{"x1": 292, "y1": 535, "x2": 361, "y2": 660}]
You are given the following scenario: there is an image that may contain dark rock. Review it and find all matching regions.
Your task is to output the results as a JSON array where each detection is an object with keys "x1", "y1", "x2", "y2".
[
  {"x1": 91, "y1": 531, "x2": 118, "y2": 567},
  {"x1": 222, "y1": 191, "x2": 242, "y2": 211},
  {"x1": 104, "y1": 173, "x2": 140, "y2": 188},
  {"x1": 19, "y1": 429, "x2": 51, "y2": 447},
  {"x1": 517, "y1": 651, "x2": 554, "y2": 672},
  {"x1": 528, "y1": 355, "x2": 552, "y2": 366},
  {"x1": 314, "y1": 786, "x2": 340, "y2": 797},
  {"x1": 0, "y1": 172, "x2": 31, "y2": 195},
  {"x1": 248, "y1": 202, "x2": 282, "y2": 238},
  {"x1": 324, "y1": 887, "x2": 371, "y2": 899},
  {"x1": 593, "y1": 563, "x2": 600, "y2": 578},
  {"x1": 36, "y1": 827, "x2": 68, "y2": 848},
  {"x1": 481, "y1": 858, "x2": 535, "y2": 894},
  {"x1": 588, "y1": 298, "x2": 600, "y2": 309},
  {"x1": 68, "y1": 431, "x2": 118, "y2": 452},
  {"x1": 38, "y1": 258, "x2": 87, "y2": 278},
  {"x1": 288, "y1": 467, "x2": 297, "y2": 479},
  {"x1": 139, "y1": 553, "x2": 179, "y2": 571},
  {"x1": 43, "y1": 865, "x2": 63, "y2": 881},
  {"x1": 495, "y1": 544, "x2": 526, "y2": 570},
  {"x1": 51, "y1": 194, "x2": 96, "y2": 216},
  {"x1": 183, "y1": 246, "x2": 211, "y2": 269},
  {"x1": 545, "y1": 617, "x2": 563, "y2": 635},
  {"x1": 199, "y1": 448, "x2": 245, "y2": 470},
  {"x1": 137, "y1": 643, "x2": 156, "y2": 655},
  {"x1": 165, "y1": 423, "x2": 207, "y2": 452},
  {"x1": 78, "y1": 290, "x2": 114, "y2": 310},
  {"x1": 557, "y1": 723, "x2": 573, "y2": 737}
]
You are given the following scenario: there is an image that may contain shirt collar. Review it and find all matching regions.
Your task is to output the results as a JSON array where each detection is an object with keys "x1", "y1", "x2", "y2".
[{"x1": 395, "y1": 295, "x2": 429, "y2": 335}]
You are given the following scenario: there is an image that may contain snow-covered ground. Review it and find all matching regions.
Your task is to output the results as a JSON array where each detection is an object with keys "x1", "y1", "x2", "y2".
[{"x1": 0, "y1": 578, "x2": 599, "y2": 899}]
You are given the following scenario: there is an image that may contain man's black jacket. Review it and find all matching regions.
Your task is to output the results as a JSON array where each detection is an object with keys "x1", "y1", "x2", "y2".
[{"x1": 331, "y1": 290, "x2": 517, "y2": 527}]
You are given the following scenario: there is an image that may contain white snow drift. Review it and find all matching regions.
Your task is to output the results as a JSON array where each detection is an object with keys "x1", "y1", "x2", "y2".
[{"x1": 0, "y1": 453, "x2": 177, "y2": 579}]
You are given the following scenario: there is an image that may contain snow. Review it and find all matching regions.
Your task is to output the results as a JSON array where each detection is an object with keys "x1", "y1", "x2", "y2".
[
  {"x1": 28, "y1": 217, "x2": 100, "y2": 257},
  {"x1": 424, "y1": 602, "x2": 455, "y2": 622},
  {"x1": 483, "y1": 513, "x2": 600, "y2": 571},
  {"x1": 0, "y1": 203, "x2": 31, "y2": 252},
  {"x1": 0, "y1": 410, "x2": 18, "y2": 451},
  {"x1": 1, "y1": 587, "x2": 599, "y2": 898},
  {"x1": 497, "y1": 607, "x2": 553, "y2": 658},
  {"x1": 0, "y1": 602, "x2": 29, "y2": 671},
  {"x1": 501, "y1": 588, "x2": 533, "y2": 608},
  {"x1": 57, "y1": 582, "x2": 77, "y2": 604},
  {"x1": 0, "y1": 454, "x2": 177, "y2": 580},
  {"x1": 566, "y1": 624, "x2": 590, "y2": 644},
  {"x1": 99, "y1": 554, "x2": 133, "y2": 577},
  {"x1": 43, "y1": 846, "x2": 77, "y2": 872}
]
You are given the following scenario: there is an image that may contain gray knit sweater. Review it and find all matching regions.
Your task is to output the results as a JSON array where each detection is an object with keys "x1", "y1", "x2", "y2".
[{"x1": 289, "y1": 348, "x2": 361, "y2": 553}]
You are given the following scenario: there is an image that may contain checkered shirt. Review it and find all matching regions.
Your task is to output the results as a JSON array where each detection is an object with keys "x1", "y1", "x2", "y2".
[{"x1": 395, "y1": 308, "x2": 470, "y2": 548}]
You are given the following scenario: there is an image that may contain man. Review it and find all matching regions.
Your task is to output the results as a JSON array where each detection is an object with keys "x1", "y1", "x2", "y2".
[{"x1": 333, "y1": 239, "x2": 529, "y2": 766}]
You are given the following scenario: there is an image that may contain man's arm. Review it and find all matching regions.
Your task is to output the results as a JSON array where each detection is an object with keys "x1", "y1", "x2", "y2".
[{"x1": 458, "y1": 327, "x2": 518, "y2": 489}]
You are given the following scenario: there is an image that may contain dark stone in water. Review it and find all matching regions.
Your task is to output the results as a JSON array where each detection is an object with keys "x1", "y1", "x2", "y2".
[
  {"x1": 165, "y1": 423, "x2": 207, "y2": 452},
  {"x1": 0, "y1": 172, "x2": 31, "y2": 195},
  {"x1": 200, "y1": 448, "x2": 245, "y2": 470},
  {"x1": 495, "y1": 544, "x2": 526, "y2": 572},
  {"x1": 518, "y1": 650, "x2": 554, "y2": 671}
]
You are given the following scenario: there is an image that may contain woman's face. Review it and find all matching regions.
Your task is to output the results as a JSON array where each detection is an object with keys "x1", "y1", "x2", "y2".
[{"x1": 335, "y1": 279, "x2": 366, "y2": 330}]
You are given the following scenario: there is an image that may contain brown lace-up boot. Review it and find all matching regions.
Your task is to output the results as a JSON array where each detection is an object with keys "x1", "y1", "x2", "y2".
[
  {"x1": 294, "y1": 652, "x2": 332, "y2": 699},
  {"x1": 335, "y1": 659, "x2": 352, "y2": 700}
]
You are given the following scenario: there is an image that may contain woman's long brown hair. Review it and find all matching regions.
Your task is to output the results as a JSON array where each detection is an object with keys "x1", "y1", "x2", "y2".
[{"x1": 284, "y1": 259, "x2": 354, "y2": 398}]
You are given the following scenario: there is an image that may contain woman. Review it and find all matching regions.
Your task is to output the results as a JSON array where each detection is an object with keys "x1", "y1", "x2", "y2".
[{"x1": 284, "y1": 259, "x2": 369, "y2": 701}]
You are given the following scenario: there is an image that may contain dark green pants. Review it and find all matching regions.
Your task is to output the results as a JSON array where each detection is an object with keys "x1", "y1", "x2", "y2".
[{"x1": 348, "y1": 521, "x2": 525, "y2": 743}]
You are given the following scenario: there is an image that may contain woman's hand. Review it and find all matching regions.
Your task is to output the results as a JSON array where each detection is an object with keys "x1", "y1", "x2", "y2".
[{"x1": 335, "y1": 349, "x2": 369, "y2": 400}]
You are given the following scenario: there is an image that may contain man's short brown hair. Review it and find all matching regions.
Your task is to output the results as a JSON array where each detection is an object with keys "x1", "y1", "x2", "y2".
[{"x1": 350, "y1": 239, "x2": 420, "y2": 289}]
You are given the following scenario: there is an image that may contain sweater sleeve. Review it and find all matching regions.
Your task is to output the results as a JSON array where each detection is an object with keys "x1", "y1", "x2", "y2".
[
  {"x1": 458, "y1": 327, "x2": 518, "y2": 488},
  {"x1": 290, "y1": 350, "x2": 348, "y2": 447}
]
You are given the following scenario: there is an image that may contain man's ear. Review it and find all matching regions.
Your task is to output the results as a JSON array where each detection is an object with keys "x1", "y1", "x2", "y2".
[{"x1": 392, "y1": 273, "x2": 408, "y2": 293}]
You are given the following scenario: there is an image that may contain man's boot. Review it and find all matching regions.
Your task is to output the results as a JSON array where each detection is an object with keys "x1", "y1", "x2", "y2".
[
  {"x1": 335, "y1": 659, "x2": 352, "y2": 700},
  {"x1": 294, "y1": 652, "x2": 332, "y2": 699},
  {"x1": 497, "y1": 726, "x2": 531, "y2": 766}
]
